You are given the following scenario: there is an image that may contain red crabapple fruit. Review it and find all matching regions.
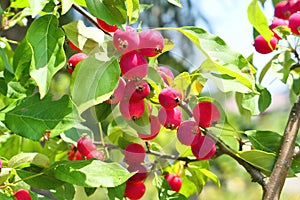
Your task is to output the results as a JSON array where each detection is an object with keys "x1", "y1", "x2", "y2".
[
  {"x1": 289, "y1": 12, "x2": 300, "y2": 35},
  {"x1": 158, "y1": 107, "x2": 182, "y2": 129},
  {"x1": 77, "y1": 135, "x2": 97, "y2": 157},
  {"x1": 106, "y1": 77, "x2": 126, "y2": 104},
  {"x1": 119, "y1": 99, "x2": 145, "y2": 120},
  {"x1": 253, "y1": 35, "x2": 277, "y2": 54},
  {"x1": 67, "y1": 53, "x2": 88, "y2": 75},
  {"x1": 96, "y1": 18, "x2": 118, "y2": 33},
  {"x1": 158, "y1": 88, "x2": 182, "y2": 109},
  {"x1": 124, "y1": 80, "x2": 150, "y2": 101},
  {"x1": 127, "y1": 164, "x2": 148, "y2": 182},
  {"x1": 119, "y1": 51, "x2": 148, "y2": 80},
  {"x1": 86, "y1": 149, "x2": 105, "y2": 161},
  {"x1": 124, "y1": 181, "x2": 146, "y2": 199},
  {"x1": 191, "y1": 135, "x2": 216, "y2": 160},
  {"x1": 274, "y1": 1, "x2": 292, "y2": 20},
  {"x1": 193, "y1": 101, "x2": 220, "y2": 128},
  {"x1": 177, "y1": 120, "x2": 201, "y2": 146},
  {"x1": 14, "y1": 189, "x2": 32, "y2": 200},
  {"x1": 157, "y1": 66, "x2": 174, "y2": 85},
  {"x1": 68, "y1": 40, "x2": 81, "y2": 52},
  {"x1": 164, "y1": 173, "x2": 182, "y2": 192},
  {"x1": 124, "y1": 143, "x2": 146, "y2": 164},
  {"x1": 137, "y1": 115, "x2": 161, "y2": 140},
  {"x1": 113, "y1": 26, "x2": 139, "y2": 54},
  {"x1": 269, "y1": 18, "x2": 288, "y2": 39},
  {"x1": 138, "y1": 29, "x2": 164, "y2": 57},
  {"x1": 68, "y1": 145, "x2": 83, "y2": 161}
]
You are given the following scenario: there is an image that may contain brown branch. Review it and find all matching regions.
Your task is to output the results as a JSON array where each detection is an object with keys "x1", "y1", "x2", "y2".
[{"x1": 263, "y1": 96, "x2": 300, "y2": 200}]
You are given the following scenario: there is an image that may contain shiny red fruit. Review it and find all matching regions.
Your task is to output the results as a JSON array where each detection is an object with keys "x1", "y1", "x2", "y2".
[
  {"x1": 119, "y1": 99, "x2": 145, "y2": 120},
  {"x1": 124, "y1": 80, "x2": 150, "y2": 101},
  {"x1": 124, "y1": 143, "x2": 146, "y2": 164},
  {"x1": 96, "y1": 18, "x2": 118, "y2": 33},
  {"x1": 158, "y1": 107, "x2": 182, "y2": 129},
  {"x1": 191, "y1": 135, "x2": 216, "y2": 160},
  {"x1": 165, "y1": 173, "x2": 182, "y2": 192},
  {"x1": 67, "y1": 53, "x2": 88, "y2": 75},
  {"x1": 14, "y1": 189, "x2": 32, "y2": 200},
  {"x1": 119, "y1": 51, "x2": 148, "y2": 80},
  {"x1": 86, "y1": 149, "x2": 105, "y2": 161},
  {"x1": 158, "y1": 88, "x2": 182, "y2": 109},
  {"x1": 138, "y1": 29, "x2": 164, "y2": 57},
  {"x1": 124, "y1": 181, "x2": 146, "y2": 199},
  {"x1": 192, "y1": 101, "x2": 220, "y2": 128},
  {"x1": 274, "y1": 1, "x2": 292, "y2": 20},
  {"x1": 137, "y1": 115, "x2": 161, "y2": 140},
  {"x1": 127, "y1": 164, "x2": 148, "y2": 182},
  {"x1": 289, "y1": 12, "x2": 300, "y2": 35},
  {"x1": 253, "y1": 35, "x2": 277, "y2": 54},
  {"x1": 106, "y1": 77, "x2": 126, "y2": 104},
  {"x1": 68, "y1": 149, "x2": 83, "y2": 161},
  {"x1": 113, "y1": 26, "x2": 139, "y2": 54},
  {"x1": 177, "y1": 120, "x2": 201, "y2": 146},
  {"x1": 77, "y1": 135, "x2": 97, "y2": 157}
]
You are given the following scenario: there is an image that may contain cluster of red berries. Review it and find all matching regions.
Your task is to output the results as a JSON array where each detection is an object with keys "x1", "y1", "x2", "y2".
[
  {"x1": 254, "y1": 0, "x2": 300, "y2": 54},
  {"x1": 68, "y1": 135, "x2": 104, "y2": 161}
]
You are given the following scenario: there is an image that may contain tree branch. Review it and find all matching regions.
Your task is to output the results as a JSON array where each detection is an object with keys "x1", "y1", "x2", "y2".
[{"x1": 263, "y1": 96, "x2": 300, "y2": 200}]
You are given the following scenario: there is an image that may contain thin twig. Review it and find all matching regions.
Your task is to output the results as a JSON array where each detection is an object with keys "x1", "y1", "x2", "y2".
[{"x1": 263, "y1": 96, "x2": 300, "y2": 200}]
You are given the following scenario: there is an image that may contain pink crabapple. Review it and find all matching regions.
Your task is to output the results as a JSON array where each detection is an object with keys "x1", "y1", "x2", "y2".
[
  {"x1": 113, "y1": 26, "x2": 139, "y2": 54},
  {"x1": 269, "y1": 18, "x2": 288, "y2": 39},
  {"x1": 289, "y1": 12, "x2": 300, "y2": 35},
  {"x1": 119, "y1": 99, "x2": 145, "y2": 120},
  {"x1": 124, "y1": 143, "x2": 146, "y2": 164},
  {"x1": 86, "y1": 149, "x2": 105, "y2": 161},
  {"x1": 191, "y1": 134, "x2": 216, "y2": 160},
  {"x1": 274, "y1": 1, "x2": 292, "y2": 20},
  {"x1": 77, "y1": 135, "x2": 97, "y2": 157},
  {"x1": 164, "y1": 173, "x2": 182, "y2": 192},
  {"x1": 14, "y1": 189, "x2": 32, "y2": 200},
  {"x1": 158, "y1": 87, "x2": 182, "y2": 109},
  {"x1": 177, "y1": 120, "x2": 201, "y2": 146},
  {"x1": 138, "y1": 29, "x2": 165, "y2": 57},
  {"x1": 67, "y1": 53, "x2": 88, "y2": 75},
  {"x1": 192, "y1": 101, "x2": 221, "y2": 128},
  {"x1": 124, "y1": 181, "x2": 146, "y2": 199},
  {"x1": 119, "y1": 51, "x2": 148, "y2": 80},
  {"x1": 127, "y1": 164, "x2": 148, "y2": 182},
  {"x1": 158, "y1": 107, "x2": 182, "y2": 129},
  {"x1": 106, "y1": 77, "x2": 126, "y2": 104},
  {"x1": 253, "y1": 35, "x2": 278, "y2": 54},
  {"x1": 124, "y1": 80, "x2": 150, "y2": 101}
]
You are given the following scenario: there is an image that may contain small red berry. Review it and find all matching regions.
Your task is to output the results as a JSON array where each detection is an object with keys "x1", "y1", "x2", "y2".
[
  {"x1": 289, "y1": 12, "x2": 300, "y2": 35},
  {"x1": 113, "y1": 26, "x2": 139, "y2": 54},
  {"x1": 269, "y1": 18, "x2": 288, "y2": 39},
  {"x1": 177, "y1": 120, "x2": 201, "y2": 146},
  {"x1": 77, "y1": 135, "x2": 97, "y2": 157},
  {"x1": 164, "y1": 174, "x2": 182, "y2": 192},
  {"x1": 158, "y1": 107, "x2": 182, "y2": 129},
  {"x1": 124, "y1": 181, "x2": 146, "y2": 199},
  {"x1": 119, "y1": 51, "x2": 148, "y2": 80},
  {"x1": 191, "y1": 135, "x2": 216, "y2": 160},
  {"x1": 106, "y1": 77, "x2": 126, "y2": 104},
  {"x1": 67, "y1": 53, "x2": 88, "y2": 75},
  {"x1": 193, "y1": 101, "x2": 221, "y2": 128},
  {"x1": 253, "y1": 35, "x2": 277, "y2": 54},
  {"x1": 14, "y1": 189, "x2": 32, "y2": 200},
  {"x1": 124, "y1": 143, "x2": 146, "y2": 164},
  {"x1": 138, "y1": 29, "x2": 164, "y2": 57},
  {"x1": 86, "y1": 149, "x2": 105, "y2": 161},
  {"x1": 119, "y1": 99, "x2": 145, "y2": 120},
  {"x1": 124, "y1": 80, "x2": 150, "y2": 101},
  {"x1": 96, "y1": 18, "x2": 118, "y2": 33},
  {"x1": 158, "y1": 88, "x2": 182, "y2": 109},
  {"x1": 274, "y1": 1, "x2": 292, "y2": 20}
]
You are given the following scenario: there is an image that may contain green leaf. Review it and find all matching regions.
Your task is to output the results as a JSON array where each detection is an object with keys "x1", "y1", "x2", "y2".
[
  {"x1": 259, "y1": 53, "x2": 280, "y2": 83},
  {"x1": 51, "y1": 183, "x2": 76, "y2": 200},
  {"x1": 107, "y1": 182, "x2": 125, "y2": 200},
  {"x1": 166, "y1": 27, "x2": 256, "y2": 92},
  {"x1": 247, "y1": 0, "x2": 274, "y2": 42},
  {"x1": 13, "y1": 39, "x2": 32, "y2": 82},
  {"x1": 168, "y1": 0, "x2": 182, "y2": 8},
  {"x1": 17, "y1": 168, "x2": 65, "y2": 190},
  {"x1": 62, "y1": 20, "x2": 105, "y2": 53},
  {"x1": 0, "y1": 43, "x2": 14, "y2": 74},
  {"x1": 0, "y1": 168, "x2": 13, "y2": 185},
  {"x1": 10, "y1": 0, "x2": 30, "y2": 8},
  {"x1": 28, "y1": 0, "x2": 49, "y2": 17},
  {"x1": 84, "y1": 187, "x2": 97, "y2": 197},
  {"x1": 75, "y1": 0, "x2": 87, "y2": 6},
  {"x1": 61, "y1": 124, "x2": 93, "y2": 144},
  {"x1": 51, "y1": 160, "x2": 132, "y2": 187},
  {"x1": 8, "y1": 152, "x2": 50, "y2": 169},
  {"x1": 4, "y1": 93, "x2": 82, "y2": 141},
  {"x1": 0, "y1": 193, "x2": 14, "y2": 200},
  {"x1": 0, "y1": 134, "x2": 21, "y2": 159},
  {"x1": 70, "y1": 56, "x2": 120, "y2": 113},
  {"x1": 26, "y1": 14, "x2": 66, "y2": 98},
  {"x1": 238, "y1": 150, "x2": 282, "y2": 176},
  {"x1": 126, "y1": 0, "x2": 140, "y2": 24},
  {"x1": 61, "y1": 0, "x2": 75, "y2": 15},
  {"x1": 95, "y1": 102, "x2": 115, "y2": 122},
  {"x1": 198, "y1": 168, "x2": 220, "y2": 187},
  {"x1": 86, "y1": 0, "x2": 127, "y2": 26},
  {"x1": 173, "y1": 72, "x2": 191, "y2": 95}
]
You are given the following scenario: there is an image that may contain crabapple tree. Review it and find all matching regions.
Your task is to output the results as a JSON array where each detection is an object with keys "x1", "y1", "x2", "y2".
[{"x1": 0, "y1": 0, "x2": 299, "y2": 200}]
